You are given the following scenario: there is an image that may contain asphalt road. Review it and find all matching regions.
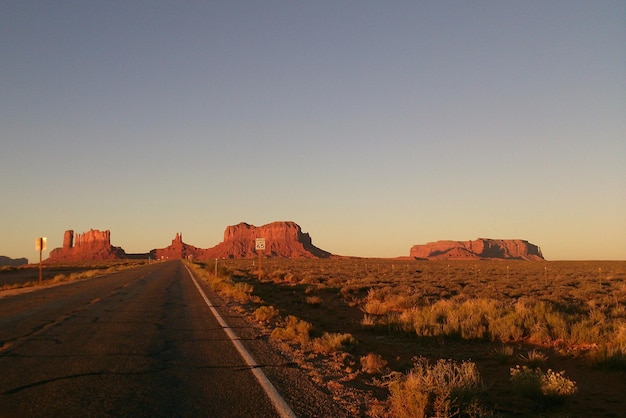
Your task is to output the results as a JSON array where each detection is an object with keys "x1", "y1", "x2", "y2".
[{"x1": 0, "y1": 261, "x2": 285, "y2": 417}]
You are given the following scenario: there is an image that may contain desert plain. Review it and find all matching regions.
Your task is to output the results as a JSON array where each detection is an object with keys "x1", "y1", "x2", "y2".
[{"x1": 3, "y1": 257, "x2": 624, "y2": 417}]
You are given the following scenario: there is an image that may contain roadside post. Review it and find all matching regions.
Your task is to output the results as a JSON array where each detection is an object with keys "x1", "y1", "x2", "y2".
[
  {"x1": 255, "y1": 238, "x2": 265, "y2": 280},
  {"x1": 35, "y1": 237, "x2": 46, "y2": 284}
]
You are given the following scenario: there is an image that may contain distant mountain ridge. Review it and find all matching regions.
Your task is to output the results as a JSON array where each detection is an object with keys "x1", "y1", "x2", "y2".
[{"x1": 0, "y1": 256, "x2": 28, "y2": 267}]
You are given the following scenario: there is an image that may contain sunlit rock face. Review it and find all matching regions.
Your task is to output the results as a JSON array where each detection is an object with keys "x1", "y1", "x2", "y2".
[
  {"x1": 48, "y1": 229, "x2": 126, "y2": 261},
  {"x1": 204, "y1": 221, "x2": 332, "y2": 259},
  {"x1": 410, "y1": 238, "x2": 544, "y2": 260},
  {"x1": 151, "y1": 233, "x2": 206, "y2": 260},
  {"x1": 45, "y1": 221, "x2": 333, "y2": 262}
]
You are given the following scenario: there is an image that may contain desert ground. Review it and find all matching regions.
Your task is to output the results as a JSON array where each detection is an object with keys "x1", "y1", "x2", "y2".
[
  {"x1": 3, "y1": 259, "x2": 625, "y2": 417},
  {"x1": 201, "y1": 258, "x2": 626, "y2": 417}
]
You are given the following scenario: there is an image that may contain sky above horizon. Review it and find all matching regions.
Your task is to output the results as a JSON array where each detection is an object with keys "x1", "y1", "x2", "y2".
[{"x1": 1, "y1": 1, "x2": 624, "y2": 261}]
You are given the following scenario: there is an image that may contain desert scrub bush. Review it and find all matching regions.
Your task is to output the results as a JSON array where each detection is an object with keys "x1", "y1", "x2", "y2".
[
  {"x1": 268, "y1": 269, "x2": 296, "y2": 283},
  {"x1": 388, "y1": 357, "x2": 485, "y2": 418},
  {"x1": 493, "y1": 345, "x2": 515, "y2": 364},
  {"x1": 363, "y1": 298, "x2": 391, "y2": 316},
  {"x1": 305, "y1": 295, "x2": 323, "y2": 306},
  {"x1": 232, "y1": 282, "x2": 254, "y2": 301},
  {"x1": 444, "y1": 298, "x2": 497, "y2": 339},
  {"x1": 50, "y1": 273, "x2": 69, "y2": 283},
  {"x1": 361, "y1": 313, "x2": 376, "y2": 327},
  {"x1": 569, "y1": 309, "x2": 611, "y2": 345},
  {"x1": 186, "y1": 262, "x2": 258, "y2": 303},
  {"x1": 388, "y1": 296, "x2": 598, "y2": 348},
  {"x1": 400, "y1": 298, "x2": 501, "y2": 340},
  {"x1": 253, "y1": 305, "x2": 279, "y2": 322},
  {"x1": 488, "y1": 310, "x2": 525, "y2": 342},
  {"x1": 587, "y1": 344, "x2": 626, "y2": 369},
  {"x1": 518, "y1": 349, "x2": 549, "y2": 368},
  {"x1": 270, "y1": 315, "x2": 312, "y2": 346},
  {"x1": 219, "y1": 281, "x2": 257, "y2": 303},
  {"x1": 587, "y1": 322, "x2": 626, "y2": 369},
  {"x1": 510, "y1": 365, "x2": 577, "y2": 406},
  {"x1": 202, "y1": 260, "x2": 229, "y2": 277},
  {"x1": 362, "y1": 287, "x2": 399, "y2": 315},
  {"x1": 360, "y1": 352, "x2": 388, "y2": 374},
  {"x1": 1, "y1": 283, "x2": 24, "y2": 291},
  {"x1": 312, "y1": 332, "x2": 357, "y2": 354},
  {"x1": 400, "y1": 305, "x2": 444, "y2": 336}
]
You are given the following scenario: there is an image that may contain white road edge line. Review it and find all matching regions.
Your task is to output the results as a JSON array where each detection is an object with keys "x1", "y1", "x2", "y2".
[{"x1": 183, "y1": 263, "x2": 298, "y2": 418}]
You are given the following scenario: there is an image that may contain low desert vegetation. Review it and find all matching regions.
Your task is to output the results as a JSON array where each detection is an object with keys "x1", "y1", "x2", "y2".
[
  {"x1": 269, "y1": 315, "x2": 312, "y2": 346},
  {"x1": 312, "y1": 332, "x2": 357, "y2": 354},
  {"x1": 360, "y1": 352, "x2": 389, "y2": 374},
  {"x1": 510, "y1": 365, "x2": 577, "y2": 408},
  {"x1": 0, "y1": 260, "x2": 148, "y2": 291},
  {"x1": 189, "y1": 258, "x2": 626, "y2": 417},
  {"x1": 253, "y1": 305, "x2": 280, "y2": 322},
  {"x1": 387, "y1": 357, "x2": 486, "y2": 418},
  {"x1": 186, "y1": 262, "x2": 260, "y2": 304},
  {"x1": 518, "y1": 349, "x2": 549, "y2": 368}
]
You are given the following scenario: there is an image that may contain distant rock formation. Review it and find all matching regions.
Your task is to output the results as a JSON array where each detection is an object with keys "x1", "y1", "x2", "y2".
[
  {"x1": 0, "y1": 256, "x2": 28, "y2": 267},
  {"x1": 47, "y1": 229, "x2": 126, "y2": 262},
  {"x1": 204, "y1": 221, "x2": 332, "y2": 259},
  {"x1": 410, "y1": 238, "x2": 544, "y2": 260},
  {"x1": 44, "y1": 222, "x2": 332, "y2": 262},
  {"x1": 151, "y1": 233, "x2": 206, "y2": 261}
]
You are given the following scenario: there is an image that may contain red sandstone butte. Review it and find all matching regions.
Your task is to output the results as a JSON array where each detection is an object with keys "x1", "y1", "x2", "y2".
[
  {"x1": 44, "y1": 222, "x2": 332, "y2": 262},
  {"x1": 204, "y1": 221, "x2": 332, "y2": 259},
  {"x1": 47, "y1": 229, "x2": 126, "y2": 262},
  {"x1": 409, "y1": 238, "x2": 544, "y2": 260},
  {"x1": 151, "y1": 233, "x2": 206, "y2": 261}
]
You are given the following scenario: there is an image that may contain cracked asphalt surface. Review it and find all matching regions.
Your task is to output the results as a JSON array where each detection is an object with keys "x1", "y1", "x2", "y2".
[{"x1": 0, "y1": 261, "x2": 283, "y2": 417}]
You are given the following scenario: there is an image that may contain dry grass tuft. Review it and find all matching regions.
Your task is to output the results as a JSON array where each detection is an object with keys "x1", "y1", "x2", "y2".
[
  {"x1": 360, "y1": 352, "x2": 388, "y2": 374},
  {"x1": 253, "y1": 305, "x2": 279, "y2": 322},
  {"x1": 312, "y1": 332, "x2": 357, "y2": 354},
  {"x1": 510, "y1": 365, "x2": 577, "y2": 407},
  {"x1": 270, "y1": 315, "x2": 312, "y2": 346},
  {"x1": 388, "y1": 357, "x2": 486, "y2": 418}
]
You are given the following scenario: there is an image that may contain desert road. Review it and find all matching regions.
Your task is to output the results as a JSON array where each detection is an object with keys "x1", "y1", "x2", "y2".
[{"x1": 0, "y1": 261, "x2": 337, "y2": 417}]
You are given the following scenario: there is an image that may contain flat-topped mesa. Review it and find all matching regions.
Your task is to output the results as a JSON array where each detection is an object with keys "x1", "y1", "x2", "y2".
[
  {"x1": 205, "y1": 221, "x2": 332, "y2": 259},
  {"x1": 47, "y1": 229, "x2": 126, "y2": 262},
  {"x1": 410, "y1": 238, "x2": 544, "y2": 260}
]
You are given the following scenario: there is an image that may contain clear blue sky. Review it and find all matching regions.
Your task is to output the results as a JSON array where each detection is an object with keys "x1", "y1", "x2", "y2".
[{"x1": 1, "y1": 1, "x2": 624, "y2": 261}]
